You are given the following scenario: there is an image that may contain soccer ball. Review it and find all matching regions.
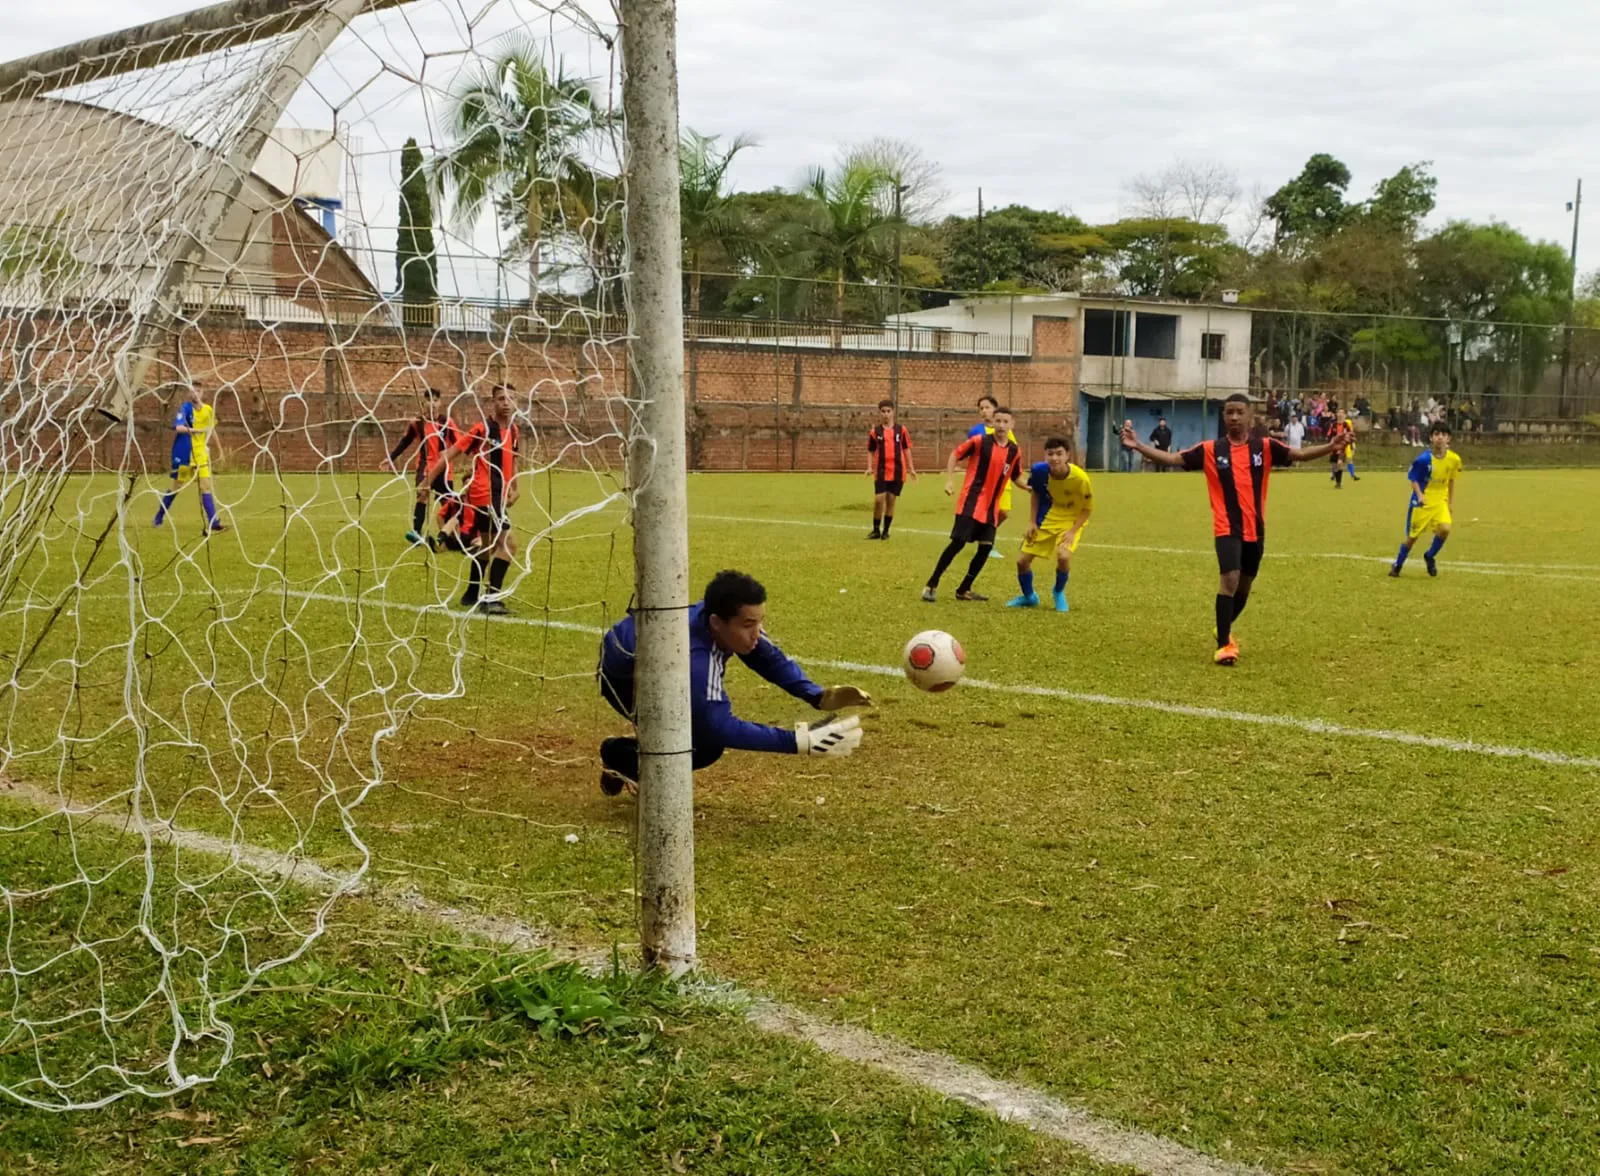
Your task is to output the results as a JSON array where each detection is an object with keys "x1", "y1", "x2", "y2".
[{"x1": 903, "y1": 630, "x2": 965, "y2": 693}]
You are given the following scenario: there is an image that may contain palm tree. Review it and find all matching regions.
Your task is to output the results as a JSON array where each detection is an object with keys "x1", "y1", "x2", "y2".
[
  {"x1": 794, "y1": 161, "x2": 898, "y2": 335},
  {"x1": 679, "y1": 129, "x2": 756, "y2": 319},
  {"x1": 435, "y1": 38, "x2": 610, "y2": 304}
]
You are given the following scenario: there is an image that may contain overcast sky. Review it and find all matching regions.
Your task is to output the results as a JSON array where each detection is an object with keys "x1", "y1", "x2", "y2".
[{"x1": 5, "y1": 0, "x2": 1597, "y2": 268}]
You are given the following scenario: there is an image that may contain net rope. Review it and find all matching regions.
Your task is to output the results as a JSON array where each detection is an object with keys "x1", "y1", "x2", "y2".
[{"x1": 0, "y1": 0, "x2": 634, "y2": 1109}]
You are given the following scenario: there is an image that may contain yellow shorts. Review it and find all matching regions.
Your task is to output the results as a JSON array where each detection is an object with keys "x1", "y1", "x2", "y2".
[
  {"x1": 1020, "y1": 522, "x2": 1085, "y2": 561},
  {"x1": 998, "y1": 482, "x2": 1013, "y2": 514},
  {"x1": 171, "y1": 456, "x2": 210, "y2": 483},
  {"x1": 1406, "y1": 500, "x2": 1450, "y2": 541}
]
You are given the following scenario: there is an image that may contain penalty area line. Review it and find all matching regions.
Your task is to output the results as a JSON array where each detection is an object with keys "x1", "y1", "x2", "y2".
[
  {"x1": 691, "y1": 513, "x2": 1600, "y2": 581},
  {"x1": 811, "y1": 658, "x2": 1600, "y2": 771},
  {"x1": 238, "y1": 589, "x2": 1600, "y2": 773}
]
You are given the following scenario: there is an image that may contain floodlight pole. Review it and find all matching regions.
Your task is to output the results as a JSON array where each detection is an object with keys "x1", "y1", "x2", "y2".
[
  {"x1": 1558, "y1": 178, "x2": 1582, "y2": 419},
  {"x1": 620, "y1": 0, "x2": 696, "y2": 973}
]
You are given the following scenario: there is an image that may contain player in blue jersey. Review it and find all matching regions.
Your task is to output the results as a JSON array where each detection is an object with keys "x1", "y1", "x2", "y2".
[
  {"x1": 1006, "y1": 437, "x2": 1093, "y2": 612},
  {"x1": 1389, "y1": 421, "x2": 1461, "y2": 577},
  {"x1": 152, "y1": 386, "x2": 225, "y2": 532},
  {"x1": 595, "y1": 570, "x2": 873, "y2": 796}
]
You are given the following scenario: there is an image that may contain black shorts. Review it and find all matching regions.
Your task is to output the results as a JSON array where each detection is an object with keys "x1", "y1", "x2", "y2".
[
  {"x1": 950, "y1": 514, "x2": 997, "y2": 545},
  {"x1": 1215, "y1": 536, "x2": 1264, "y2": 578},
  {"x1": 874, "y1": 478, "x2": 904, "y2": 497},
  {"x1": 461, "y1": 504, "x2": 509, "y2": 547},
  {"x1": 421, "y1": 472, "x2": 451, "y2": 496}
]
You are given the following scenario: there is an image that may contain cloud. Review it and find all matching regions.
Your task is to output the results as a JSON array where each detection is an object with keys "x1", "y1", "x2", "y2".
[{"x1": 4, "y1": 0, "x2": 1596, "y2": 261}]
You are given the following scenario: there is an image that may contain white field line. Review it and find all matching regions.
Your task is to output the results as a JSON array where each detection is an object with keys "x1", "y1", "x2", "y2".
[
  {"x1": 691, "y1": 513, "x2": 1600, "y2": 582},
  {"x1": 131, "y1": 588, "x2": 1600, "y2": 773},
  {"x1": 0, "y1": 780, "x2": 1265, "y2": 1176}
]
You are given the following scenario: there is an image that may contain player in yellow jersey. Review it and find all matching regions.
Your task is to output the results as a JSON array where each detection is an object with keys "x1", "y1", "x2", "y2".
[
  {"x1": 1005, "y1": 436, "x2": 1093, "y2": 612},
  {"x1": 971, "y1": 394, "x2": 1019, "y2": 558},
  {"x1": 1389, "y1": 421, "x2": 1459, "y2": 577},
  {"x1": 152, "y1": 385, "x2": 225, "y2": 532}
]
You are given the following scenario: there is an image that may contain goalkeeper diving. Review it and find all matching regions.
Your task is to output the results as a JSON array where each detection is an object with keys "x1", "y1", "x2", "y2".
[{"x1": 596, "y1": 569, "x2": 872, "y2": 796}]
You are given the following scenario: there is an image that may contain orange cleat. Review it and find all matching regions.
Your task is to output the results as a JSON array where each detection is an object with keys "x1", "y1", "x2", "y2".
[{"x1": 1213, "y1": 641, "x2": 1240, "y2": 666}]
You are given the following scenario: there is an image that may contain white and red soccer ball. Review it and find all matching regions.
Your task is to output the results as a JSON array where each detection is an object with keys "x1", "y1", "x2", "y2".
[{"x1": 903, "y1": 630, "x2": 965, "y2": 692}]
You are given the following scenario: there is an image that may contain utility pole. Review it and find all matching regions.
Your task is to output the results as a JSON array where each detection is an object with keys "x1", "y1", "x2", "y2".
[
  {"x1": 1558, "y1": 179, "x2": 1582, "y2": 419},
  {"x1": 976, "y1": 187, "x2": 985, "y2": 289}
]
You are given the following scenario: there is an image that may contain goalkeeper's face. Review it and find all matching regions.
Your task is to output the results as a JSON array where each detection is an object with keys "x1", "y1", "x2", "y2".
[{"x1": 709, "y1": 603, "x2": 765, "y2": 656}]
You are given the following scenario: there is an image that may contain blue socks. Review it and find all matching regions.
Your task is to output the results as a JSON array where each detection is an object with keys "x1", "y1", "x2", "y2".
[
  {"x1": 153, "y1": 491, "x2": 176, "y2": 524},
  {"x1": 1346, "y1": 462, "x2": 1357, "y2": 476},
  {"x1": 1393, "y1": 543, "x2": 1411, "y2": 568},
  {"x1": 1017, "y1": 569, "x2": 1035, "y2": 598},
  {"x1": 201, "y1": 492, "x2": 218, "y2": 526},
  {"x1": 1054, "y1": 568, "x2": 1069, "y2": 593},
  {"x1": 1424, "y1": 534, "x2": 1446, "y2": 560}
]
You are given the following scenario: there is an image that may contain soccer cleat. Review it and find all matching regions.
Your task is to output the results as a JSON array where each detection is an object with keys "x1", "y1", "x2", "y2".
[
  {"x1": 599, "y1": 738, "x2": 637, "y2": 797},
  {"x1": 1425, "y1": 555, "x2": 1438, "y2": 577},
  {"x1": 1005, "y1": 593, "x2": 1039, "y2": 608},
  {"x1": 1213, "y1": 641, "x2": 1240, "y2": 666},
  {"x1": 459, "y1": 592, "x2": 479, "y2": 609},
  {"x1": 477, "y1": 599, "x2": 511, "y2": 616},
  {"x1": 987, "y1": 548, "x2": 1004, "y2": 560},
  {"x1": 920, "y1": 587, "x2": 937, "y2": 603},
  {"x1": 405, "y1": 529, "x2": 423, "y2": 545},
  {"x1": 1351, "y1": 474, "x2": 1360, "y2": 481},
  {"x1": 1388, "y1": 565, "x2": 1402, "y2": 578},
  {"x1": 954, "y1": 589, "x2": 988, "y2": 602},
  {"x1": 1053, "y1": 589, "x2": 1069, "y2": 613},
  {"x1": 207, "y1": 522, "x2": 228, "y2": 533},
  {"x1": 867, "y1": 530, "x2": 881, "y2": 540}
]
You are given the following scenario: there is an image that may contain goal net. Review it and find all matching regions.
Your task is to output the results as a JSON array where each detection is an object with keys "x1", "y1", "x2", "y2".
[{"x1": 0, "y1": 0, "x2": 635, "y2": 1109}]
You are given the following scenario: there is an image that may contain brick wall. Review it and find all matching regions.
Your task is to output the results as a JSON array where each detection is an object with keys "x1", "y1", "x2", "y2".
[{"x1": 10, "y1": 309, "x2": 1078, "y2": 475}]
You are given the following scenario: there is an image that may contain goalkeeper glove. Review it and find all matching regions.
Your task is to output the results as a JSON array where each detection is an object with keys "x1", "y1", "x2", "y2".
[
  {"x1": 816, "y1": 685, "x2": 873, "y2": 711},
  {"x1": 795, "y1": 714, "x2": 862, "y2": 757}
]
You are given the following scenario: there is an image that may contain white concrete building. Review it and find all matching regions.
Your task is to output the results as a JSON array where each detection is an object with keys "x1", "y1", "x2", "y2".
[{"x1": 890, "y1": 293, "x2": 1256, "y2": 469}]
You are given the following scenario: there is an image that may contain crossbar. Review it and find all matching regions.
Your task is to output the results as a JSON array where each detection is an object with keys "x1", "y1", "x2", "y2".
[{"x1": 0, "y1": 0, "x2": 413, "y2": 100}]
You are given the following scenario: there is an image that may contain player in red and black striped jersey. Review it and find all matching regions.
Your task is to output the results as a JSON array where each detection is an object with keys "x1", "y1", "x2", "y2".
[
  {"x1": 865, "y1": 398, "x2": 917, "y2": 539},
  {"x1": 1121, "y1": 393, "x2": 1344, "y2": 665},
  {"x1": 922, "y1": 406, "x2": 1025, "y2": 603},
  {"x1": 387, "y1": 387, "x2": 460, "y2": 545},
  {"x1": 424, "y1": 383, "x2": 522, "y2": 615}
]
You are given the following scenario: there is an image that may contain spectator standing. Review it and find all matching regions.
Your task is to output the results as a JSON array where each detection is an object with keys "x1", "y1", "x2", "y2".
[
  {"x1": 1148, "y1": 417, "x2": 1173, "y2": 465},
  {"x1": 1286, "y1": 415, "x2": 1306, "y2": 449}
]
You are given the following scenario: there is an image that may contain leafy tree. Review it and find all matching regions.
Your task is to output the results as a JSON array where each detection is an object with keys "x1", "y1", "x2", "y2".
[
  {"x1": 436, "y1": 38, "x2": 610, "y2": 301},
  {"x1": 395, "y1": 137, "x2": 438, "y2": 305},
  {"x1": 679, "y1": 129, "x2": 756, "y2": 316},
  {"x1": 1091, "y1": 217, "x2": 1233, "y2": 299},
  {"x1": 940, "y1": 205, "x2": 1096, "y2": 292},
  {"x1": 791, "y1": 161, "x2": 898, "y2": 324},
  {"x1": 1415, "y1": 221, "x2": 1571, "y2": 325},
  {"x1": 1362, "y1": 162, "x2": 1437, "y2": 237},
  {"x1": 838, "y1": 137, "x2": 946, "y2": 223},
  {"x1": 1264, "y1": 153, "x2": 1352, "y2": 244}
]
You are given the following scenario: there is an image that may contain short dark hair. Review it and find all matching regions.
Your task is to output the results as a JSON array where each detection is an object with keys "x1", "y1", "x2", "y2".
[
  {"x1": 977, "y1": 394, "x2": 998, "y2": 409},
  {"x1": 1157, "y1": 417, "x2": 1167, "y2": 423},
  {"x1": 1430, "y1": 420, "x2": 1452, "y2": 436},
  {"x1": 992, "y1": 405, "x2": 1013, "y2": 417},
  {"x1": 425, "y1": 386, "x2": 442, "y2": 399},
  {"x1": 878, "y1": 398, "x2": 894, "y2": 410},
  {"x1": 704, "y1": 570, "x2": 766, "y2": 620},
  {"x1": 1043, "y1": 436, "x2": 1071, "y2": 452},
  {"x1": 1224, "y1": 393, "x2": 1252, "y2": 406}
]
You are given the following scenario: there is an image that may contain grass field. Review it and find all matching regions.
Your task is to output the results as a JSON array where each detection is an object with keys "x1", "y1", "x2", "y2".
[{"x1": 4, "y1": 462, "x2": 1599, "y2": 1173}]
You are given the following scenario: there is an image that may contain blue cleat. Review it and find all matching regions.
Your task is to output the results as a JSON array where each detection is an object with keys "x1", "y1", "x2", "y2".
[
  {"x1": 1053, "y1": 589, "x2": 1069, "y2": 612},
  {"x1": 1004, "y1": 593, "x2": 1039, "y2": 608}
]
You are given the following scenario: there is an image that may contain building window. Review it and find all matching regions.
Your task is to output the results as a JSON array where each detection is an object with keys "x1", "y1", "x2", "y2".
[
  {"x1": 1201, "y1": 332, "x2": 1226, "y2": 361},
  {"x1": 1132, "y1": 313, "x2": 1178, "y2": 360},
  {"x1": 1083, "y1": 308, "x2": 1130, "y2": 356}
]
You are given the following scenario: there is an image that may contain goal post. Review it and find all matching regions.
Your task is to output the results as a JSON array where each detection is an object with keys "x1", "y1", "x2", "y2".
[{"x1": 618, "y1": 0, "x2": 696, "y2": 975}]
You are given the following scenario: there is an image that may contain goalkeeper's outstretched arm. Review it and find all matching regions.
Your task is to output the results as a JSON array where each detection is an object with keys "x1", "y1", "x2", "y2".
[
  {"x1": 691, "y1": 651, "x2": 862, "y2": 758},
  {"x1": 740, "y1": 632, "x2": 873, "y2": 713}
]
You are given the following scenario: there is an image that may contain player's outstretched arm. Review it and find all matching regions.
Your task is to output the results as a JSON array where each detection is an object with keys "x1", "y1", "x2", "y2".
[
  {"x1": 1285, "y1": 437, "x2": 1345, "y2": 463},
  {"x1": 1120, "y1": 423, "x2": 1186, "y2": 467}
]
